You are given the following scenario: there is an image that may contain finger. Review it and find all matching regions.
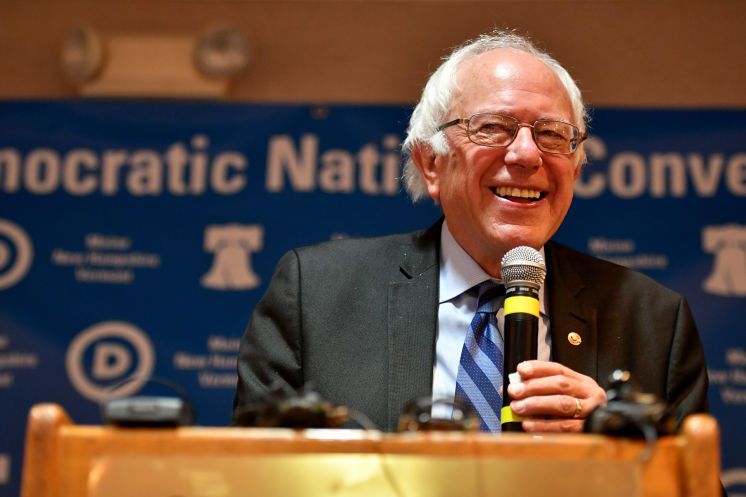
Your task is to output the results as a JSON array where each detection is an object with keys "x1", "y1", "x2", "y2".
[
  {"x1": 522, "y1": 417, "x2": 585, "y2": 433},
  {"x1": 511, "y1": 394, "x2": 582, "y2": 418},
  {"x1": 507, "y1": 374, "x2": 576, "y2": 399},
  {"x1": 517, "y1": 360, "x2": 584, "y2": 380}
]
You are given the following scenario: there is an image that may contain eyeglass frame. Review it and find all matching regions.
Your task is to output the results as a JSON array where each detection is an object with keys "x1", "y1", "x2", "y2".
[{"x1": 435, "y1": 113, "x2": 587, "y2": 155}]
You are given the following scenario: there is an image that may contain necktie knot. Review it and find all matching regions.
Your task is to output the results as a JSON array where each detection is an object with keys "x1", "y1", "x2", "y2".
[{"x1": 476, "y1": 281, "x2": 505, "y2": 314}]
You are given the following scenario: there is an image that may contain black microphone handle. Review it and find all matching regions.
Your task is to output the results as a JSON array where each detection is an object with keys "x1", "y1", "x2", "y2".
[{"x1": 501, "y1": 286, "x2": 539, "y2": 432}]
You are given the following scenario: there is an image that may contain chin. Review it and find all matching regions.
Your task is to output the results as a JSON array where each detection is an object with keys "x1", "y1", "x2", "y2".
[{"x1": 490, "y1": 227, "x2": 548, "y2": 252}]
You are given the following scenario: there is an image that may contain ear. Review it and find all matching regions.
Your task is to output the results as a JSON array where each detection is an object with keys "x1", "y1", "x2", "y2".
[{"x1": 411, "y1": 142, "x2": 441, "y2": 200}]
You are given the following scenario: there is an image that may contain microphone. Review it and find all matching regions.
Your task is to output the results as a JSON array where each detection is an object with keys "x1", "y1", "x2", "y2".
[{"x1": 500, "y1": 246, "x2": 547, "y2": 432}]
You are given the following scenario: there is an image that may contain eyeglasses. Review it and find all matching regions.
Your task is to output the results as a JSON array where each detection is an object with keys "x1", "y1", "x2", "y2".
[{"x1": 436, "y1": 113, "x2": 586, "y2": 154}]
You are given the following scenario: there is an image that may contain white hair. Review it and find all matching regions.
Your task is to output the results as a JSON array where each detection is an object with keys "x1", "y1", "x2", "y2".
[{"x1": 401, "y1": 29, "x2": 588, "y2": 202}]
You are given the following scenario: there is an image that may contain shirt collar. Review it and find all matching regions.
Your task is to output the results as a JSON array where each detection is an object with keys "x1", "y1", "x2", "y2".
[
  {"x1": 438, "y1": 220, "x2": 548, "y2": 316},
  {"x1": 439, "y1": 221, "x2": 494, "y2": 303}
]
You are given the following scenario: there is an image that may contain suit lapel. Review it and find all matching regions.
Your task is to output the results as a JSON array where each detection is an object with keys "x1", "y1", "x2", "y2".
[
  {"x1": 386, "y1": 222, "x2": 440, "y2": 431},
  {"x1": 545, "y1": 242, "x2": 599, "y2": 379}
]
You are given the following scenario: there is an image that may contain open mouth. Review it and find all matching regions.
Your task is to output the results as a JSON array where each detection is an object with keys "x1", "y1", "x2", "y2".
[{"x1": 493, "y1": 186, "x2": 545, "y2": 203}]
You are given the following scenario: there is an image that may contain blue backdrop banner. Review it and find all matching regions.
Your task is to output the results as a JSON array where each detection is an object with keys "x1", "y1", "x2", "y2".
[{"x1": 0, "y1": 101, "x2": 744, "y2": 496}]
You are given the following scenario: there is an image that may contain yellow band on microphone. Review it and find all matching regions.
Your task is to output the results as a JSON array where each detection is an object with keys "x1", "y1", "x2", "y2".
[
  {"x1": 501, "y1": 406, "x2": 525, "y2": 424},
  {"x1": 504, "y1": 295, "x2": 540, "y2": 317}
]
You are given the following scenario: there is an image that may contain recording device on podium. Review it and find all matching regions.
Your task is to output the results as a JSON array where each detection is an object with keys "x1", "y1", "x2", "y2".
[
  {"x1": 232, "y1": 382, "x2": 352, "y2": 428},
  {"x1": 99, "y1": 376, "x2": 196, "y2": 427},
  {"x1": 585, "y1": 369, "x2": 676, "y2": 441},
  {"x1": 398, "y1": 397, "x2": 479, "y2": 432}
]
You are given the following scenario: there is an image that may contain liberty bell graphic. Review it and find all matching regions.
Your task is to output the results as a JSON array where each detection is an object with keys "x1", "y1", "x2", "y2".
[
  {"x1": 702, "y1": 223, "x2": 746, "y2": 297},
  {"x1": 201, "y1": 224, "x2": 264, "y2": 290}
]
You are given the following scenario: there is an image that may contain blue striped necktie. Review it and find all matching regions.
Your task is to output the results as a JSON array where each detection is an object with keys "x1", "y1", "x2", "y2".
[{"x1": 455, "y1": 281, "x2": 505, "y2": 432}]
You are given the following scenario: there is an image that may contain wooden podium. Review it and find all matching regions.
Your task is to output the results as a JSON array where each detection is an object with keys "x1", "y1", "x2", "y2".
[{"x1": 21, "y1": 403, "x2": 720, "y2": 497}]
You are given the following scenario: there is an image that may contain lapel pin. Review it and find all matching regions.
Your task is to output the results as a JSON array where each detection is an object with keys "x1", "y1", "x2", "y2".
[{"x1": 568, "y1": 332, "x2": 582, "y2": 346}]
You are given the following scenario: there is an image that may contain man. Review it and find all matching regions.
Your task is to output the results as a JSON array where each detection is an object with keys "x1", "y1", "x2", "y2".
[{"x1": 233, "y1": 30, "x2": 708, "y2": 433}]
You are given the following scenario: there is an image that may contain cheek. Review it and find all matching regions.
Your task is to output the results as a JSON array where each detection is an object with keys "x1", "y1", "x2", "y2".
[
  {"x1": 454, "y1": 152, "x2": 497, "y2": 192},
  {"x1": 553, "y1": 161, "x2": 578, "y2": 188},
  {"x1": 548, "y1": 162, "x2": 577, "y2": 207},
  {"x1": 440, "y1": 145, "x2": 501, "y2": 199},
  {"x1": 466, "y1": 146, "x2": 502, "y2": 168}
]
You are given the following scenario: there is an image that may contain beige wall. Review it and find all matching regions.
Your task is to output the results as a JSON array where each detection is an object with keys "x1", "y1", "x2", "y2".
[{"x1": 2, "y1": 0, "x2": 745, "y2": 106}]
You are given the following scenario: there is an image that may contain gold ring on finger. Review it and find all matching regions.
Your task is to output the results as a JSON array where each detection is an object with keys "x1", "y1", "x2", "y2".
[{"x1": 572, "y1": 397, "x2": 582, "y2": 419}]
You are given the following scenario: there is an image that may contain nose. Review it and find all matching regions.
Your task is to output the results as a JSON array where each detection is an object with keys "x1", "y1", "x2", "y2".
[{"x1": 504, "y1": 126, "x2": 542, "y2": 169}]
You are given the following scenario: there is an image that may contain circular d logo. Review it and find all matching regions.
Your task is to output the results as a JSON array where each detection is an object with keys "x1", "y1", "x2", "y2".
[
  {"x1": 0, "y1": 219, "x2": 33, "y2": 290},
  {"x1": 66, "y1": 321, "x2": 155, "y2": 401}
]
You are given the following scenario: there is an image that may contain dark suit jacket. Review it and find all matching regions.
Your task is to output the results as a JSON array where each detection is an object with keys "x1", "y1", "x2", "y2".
[{"x1": 233, "y1": 221, "x2": 709, "y2": 431}]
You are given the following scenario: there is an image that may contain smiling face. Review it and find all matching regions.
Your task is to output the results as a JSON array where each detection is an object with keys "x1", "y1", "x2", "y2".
[{"x1": 413, "y1": 48, "x2": 582, "y2": 276}]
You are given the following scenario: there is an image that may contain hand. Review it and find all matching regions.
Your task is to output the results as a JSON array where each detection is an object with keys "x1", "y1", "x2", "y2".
[{"x1": 506, "y1": 360, "x2": 607, "y2": 432}]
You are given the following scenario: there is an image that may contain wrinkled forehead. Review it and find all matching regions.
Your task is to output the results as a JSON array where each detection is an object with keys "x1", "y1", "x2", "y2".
[{"x1": 451, "y1": 48, "x2": 574, "y2": 119}]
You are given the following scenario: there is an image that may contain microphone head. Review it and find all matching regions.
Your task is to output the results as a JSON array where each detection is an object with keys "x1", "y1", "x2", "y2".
[{"x1": 500, "y1": 246, "x2": 547, "y2": 289}]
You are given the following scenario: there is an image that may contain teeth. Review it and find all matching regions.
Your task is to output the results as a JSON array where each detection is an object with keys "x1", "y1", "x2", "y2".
[{"x1": 496, "y1": 186, "x2": 541, "y2": 199}]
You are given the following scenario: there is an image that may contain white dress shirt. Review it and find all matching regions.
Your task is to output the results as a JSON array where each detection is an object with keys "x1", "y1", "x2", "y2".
[{"x1": 431, "y1": 221, "x2": 552, "y2": 419}]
